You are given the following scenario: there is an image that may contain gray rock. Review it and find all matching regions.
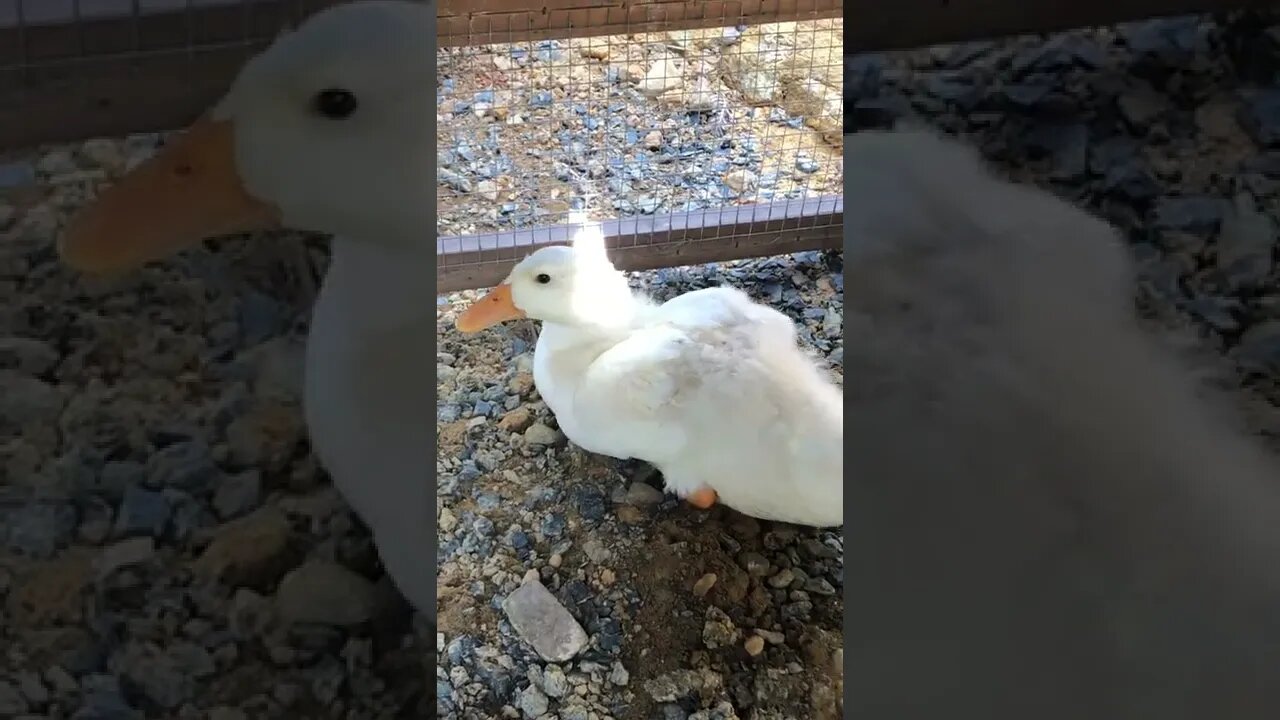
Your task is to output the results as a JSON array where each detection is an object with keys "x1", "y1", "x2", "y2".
[
  {"x1": 113, "y1": 485, "x2": 170, "y2": 539},
  {"x1": 1022, "y1": 122, "x2": 1088, "y2": 180},
  {"x1": 117, "y1": 643, "x2": 195, "y2": 709},
  {"x1": 502, "y1": 578, "x2": 589, "y2": 662},
  {"x1": 229, "y1": 587, "x2": 276, "y2": 638},
  {"x1": 213, "y1": 470, "x2": 263, "y2": 520},
  {"x1": 0, "y1": 680, "x2": 28, "y2": 715},
  {"x1": 14, "y1": 671, "x2": 47, "y2": 706},
  {"x1": 1240, "y1": 89, "x2": 1280, "y2": 147},
  {"x1": 5, "y1": 501, "x2": 77, "y2": 558},
  {"x1": 98, "y1": 461, "x2": 144, "y2": 501},
  {"x1": 95, "y1": 536, "x2": 155, "y2": 579},
  {"x1": 1101, "y1": 161, "x2": 1160, "y2": 202},
  {"x1": 147, "y1": 440, "x2": 222, "y2": 491},
  {"x1": 0, "y1": 337, "x2": 59, "y2": 375},
  {"x1": 0, "y1": 160, "x2": 36, "y2": 189},
  {"x1": 1234, "y1": 320, "x2": 1280, "y2": 376},
  {"x1": 1153, "y1": 196, "x2": 1227, "y2": 233},
  {"x1": 71, "y1": 687, "x2": 143, "y2": 720},
  {"x1": 524, "y1": 423, "x2": 563, "y2": 446},
  {"x1": 1216, "y1": 192, "x2": 1275, "y2": 291},
  {"x1": 582, "y1": 538, "x2": 612, "y2": 564},
  {"x1": 624, "y1": 482, "x2": 664, "y2": 506},
  {"x1": 702, "y1": 606, "x2": 741, "y2": 649},
  {"x1": 518, "y1": 684, "x2": 549, "y2": 718},
  {"x1": 768, "y1": 568, "x2": 795, "y2": 588},
  {"x1": 644, "y1": 669, "x2": 716, "y2": 703},
  {"x1": 0, "y1": 371, "x2": 65, "y2": 429},
  {"x1": 1117, "y1": 86, "x2": 1166, "y2": 130},
  {"x1": 167, "y1": 641, "x2": 216, "y2": 679},
  {"x1": 541, "y1": 664, "x2": 568, "y2": 697},
  {"x1": 276, "y1": 559, "x2": 377, "y2": 626}
]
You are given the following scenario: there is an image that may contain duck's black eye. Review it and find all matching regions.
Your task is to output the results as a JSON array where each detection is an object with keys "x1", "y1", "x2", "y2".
[
  {"x1": 314, "y1": 88, "x2": 358, "y2": 119},
  {"x1": 535, "y1": 273, "x2": 551, "y2": 284}
]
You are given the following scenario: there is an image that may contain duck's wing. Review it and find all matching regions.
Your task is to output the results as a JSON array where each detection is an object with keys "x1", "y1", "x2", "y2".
[
  {"x1": 571, "y1": 287, "x2": 793, "y2": 462},
  {"x1": 570, "y1": 324, "x2": 697, "y2": 461}
]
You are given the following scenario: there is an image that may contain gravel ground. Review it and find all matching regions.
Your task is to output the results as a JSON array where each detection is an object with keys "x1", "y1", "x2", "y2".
[
  {"x1": 436, "y1": 22, "x2": 843, "y2": 233},
  {"x1": 6, "y1": 10, "x2": 1280, "y2": 720}
]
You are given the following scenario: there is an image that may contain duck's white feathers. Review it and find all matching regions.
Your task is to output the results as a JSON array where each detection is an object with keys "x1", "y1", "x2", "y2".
[{"x1": 538, "y1": 285, "x2": 843, "y2": 526}]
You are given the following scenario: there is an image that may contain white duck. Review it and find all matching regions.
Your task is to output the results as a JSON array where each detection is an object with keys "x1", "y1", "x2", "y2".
[
  {"x1": 455, "y1": 219, "x2": 844, "y2": 527},
  {"x1": 58, "y1": 1, "x2": 433, "y2": 618}
]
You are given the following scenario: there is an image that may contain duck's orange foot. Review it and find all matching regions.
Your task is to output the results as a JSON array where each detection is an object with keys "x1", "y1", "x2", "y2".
[{"x1": 686, "y1": 487, "x2": 718, "y2": 510}]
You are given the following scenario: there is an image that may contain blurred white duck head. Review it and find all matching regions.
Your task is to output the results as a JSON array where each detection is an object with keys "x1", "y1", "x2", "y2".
[
  {"x1": 59, "y1": 0, "x2": 431, "y2": 273},
  {"x1": 456, "y1": 217, "x2": 640, "y2": 332}
]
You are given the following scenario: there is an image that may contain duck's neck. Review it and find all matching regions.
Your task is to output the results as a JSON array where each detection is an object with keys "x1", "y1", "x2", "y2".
[
  {"x1": 533, "y1": 306, "x2": 650, "y2": 388},
  {"x1": 544, "y1": 293, "x2": 650, "y2": 344},
  {"x1": 319, "y1": 236, "x2": 435, "y2": 334}
]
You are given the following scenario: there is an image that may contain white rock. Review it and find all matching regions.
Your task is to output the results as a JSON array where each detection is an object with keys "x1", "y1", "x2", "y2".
[
  {"x1": 502, "y1": 578, "x2": 588, "y2": 662},
  {"x1": 724, "y1": 169, "x2": 759, "y2": 195}
]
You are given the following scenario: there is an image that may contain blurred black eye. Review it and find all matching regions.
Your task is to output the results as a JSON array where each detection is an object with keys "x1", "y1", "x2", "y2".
[
  {"x1": 536, "y1": 273, "x2": 551, "y2": 284},
  {"x1": 314, "y1": 88, "x2": 358, "y2": 119}
]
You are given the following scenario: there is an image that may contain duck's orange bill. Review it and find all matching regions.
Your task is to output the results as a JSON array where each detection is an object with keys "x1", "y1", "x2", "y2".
[
  {"x1": 455, "y1": 283, "x2": 526, "y2": 333},
  {"x1": 59, "y1": 118, "x2": 280, "y2": 274}
]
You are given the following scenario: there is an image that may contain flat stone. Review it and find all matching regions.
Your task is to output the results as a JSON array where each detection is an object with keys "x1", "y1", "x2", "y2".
[
  {"x1": 191, "y1": 507, "x2": 295, "y2": 591},
  {"x1": 95, "y1": 537, "x2": 155, "y2": 580},
  {"x1": 0, "y1": 337, "x2": 59, "y2": 376},
  {"x1": 541, "y1": 664, "x2": 568, "y2": 697},
  {"x1": 0, "y1": 680, "x2": 28, "y2": 716},
  {"x1": 1153, "y1": 196, "x2": 1228, "y2": 233},
  {"x1": 147, "y1": 440, "x2": 222, "y2": 492},
  {"x1": 1240, "y1": 89, "x2": 1280, "y2": 147},
  {"x1": 0, "y1": 161, "x2": 36, "y2": 189},
  {"x1": 112, "y1": 485, "x2": 170, "y2": 539},
  {"x1": 502, "y1": 578, "x2": 588, "y2": 662},
  {"x1": 518, "y1": 684, "x2": 549, "y2": 718},
  {"x1": 5, "y1": 502, "x2": 77, "y2": 559},
  {"x1": 1234, "y1": 320, "x2": 1280, "y2": 376},
  {"x1": 1216, "y1": 192, "x2": 1275, "y2": 291},
  {"x1": 0, "y1": 372, "x2": 66, "y2": 431},
  {"x1": 702, "y1": 606, "x2": 740, "y2": 649},
  {"x1": 275, "y1": 559, "x2": 377, "y2": 626},
  {"x1": 523, "y1": 423, "x2": 563, "y2": 446},
  {"x1": 624, "y1": 482, "x2": 664, "y2": 506},
  {"x1": 643, "y1": 669, "x2": 720, "y2": 703},
  {"x1": 213, "y1": 470, "x2": 262, "y2": 521}
]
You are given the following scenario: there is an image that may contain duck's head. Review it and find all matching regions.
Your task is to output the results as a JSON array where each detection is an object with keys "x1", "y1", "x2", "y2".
[
  {"x1": 456, "y1": 218, "x2": 638, "y2": 332},
  {"x1": 59, "y1": 0, "x2": 431, "y2": 274}
]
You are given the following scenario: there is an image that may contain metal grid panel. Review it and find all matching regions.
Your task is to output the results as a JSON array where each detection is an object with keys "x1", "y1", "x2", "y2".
[{"x1": 436, "y1": 1, "x2": 844, "y2": 291}]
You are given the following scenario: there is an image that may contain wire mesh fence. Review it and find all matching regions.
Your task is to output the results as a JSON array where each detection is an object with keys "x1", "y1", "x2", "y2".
[{"x1": 436, "y1": 0, "x2": 844, "y2": 291}]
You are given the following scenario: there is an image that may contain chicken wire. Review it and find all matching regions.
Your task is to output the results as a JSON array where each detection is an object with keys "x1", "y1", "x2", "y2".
[{"x1": 436, "y1": 0, "x2": 844, "y2": 292}]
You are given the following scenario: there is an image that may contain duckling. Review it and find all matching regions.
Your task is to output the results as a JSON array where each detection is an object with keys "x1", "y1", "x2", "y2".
[{"x1": 455, "y1": 218, "x2": 843, "y2": 527}]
